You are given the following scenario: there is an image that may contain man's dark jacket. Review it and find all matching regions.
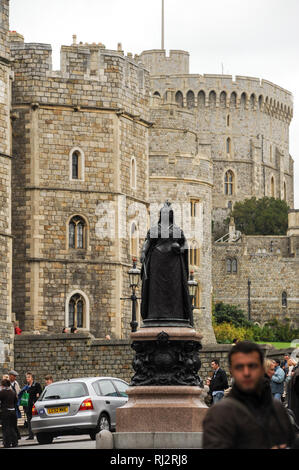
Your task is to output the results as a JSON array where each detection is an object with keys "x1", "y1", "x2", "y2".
[
  {"x1": 26, "y1": 382, "x2": 42, "y2": 411},
  {"x1": 203, "y1": 378, "x2": 296, "y2": 449},
  {"x1": 209, "y1": 367, "x2": 229, "y2": 393}
]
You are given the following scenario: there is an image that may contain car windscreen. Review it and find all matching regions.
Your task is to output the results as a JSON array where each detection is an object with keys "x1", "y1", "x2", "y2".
[{"x1": 40, "y1": 382, "x2": 88, "y2": 401}]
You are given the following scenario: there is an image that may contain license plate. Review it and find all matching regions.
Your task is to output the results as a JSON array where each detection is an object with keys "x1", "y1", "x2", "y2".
[{"x1": 47, "y1": 406, "x2": 69, "y2": 414}]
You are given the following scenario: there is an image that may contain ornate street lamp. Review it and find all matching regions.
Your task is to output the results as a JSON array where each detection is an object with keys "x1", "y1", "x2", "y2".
[
  {"x1": 188, "y1": 270, "x2": 198, "y2": 327},
  {"x1": 121, "y1": 258, "x2": 141, "y2": 333}
]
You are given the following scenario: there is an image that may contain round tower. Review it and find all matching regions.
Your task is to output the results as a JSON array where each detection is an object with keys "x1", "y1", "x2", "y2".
[
  {"x1": 139, "y1": 50, "x2": 294, "y2": 238},
  {"x1": 148, "y1": 91, "x2": 216, "y2": 344}
]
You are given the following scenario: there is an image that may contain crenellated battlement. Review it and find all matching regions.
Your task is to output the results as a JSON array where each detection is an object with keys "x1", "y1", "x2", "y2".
[
  {"x1": 139, "y1": 49, "x2": 293, "y2": 122},
  {"x1": 9, "y1": 34, "x2": 150, "y2": 119},
  {"x1": 139, "y1": 49, "x2": 190, "y2": 75}
]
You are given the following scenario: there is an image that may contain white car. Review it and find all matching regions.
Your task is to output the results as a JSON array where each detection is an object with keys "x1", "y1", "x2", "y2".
[{"x1": 31, "y1": 377, "x2": 129, "y2": 444}]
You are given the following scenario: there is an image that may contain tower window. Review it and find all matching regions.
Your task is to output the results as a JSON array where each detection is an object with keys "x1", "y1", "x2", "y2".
[
  {"x1": 190, "y1": 199, "x2": 200, "y2": 218},
  {"x1": 189, "y1": 241, "x2": 200, "y2": 267},
  {"x1": 224, "y1": 170, "x2": 234, "y2": 196},
  {"x1": 69, "y1": 216, "x2": 87, "y2": 249},
  {"x1": 187, "y1": 90, "x2": 195, "y2": 109},
  {"x1": 198, "y1": 90, "x2": 205, "y2": 108},
  {"x1": 130, "y1": 222, "x2": 139, "y2": 258},
  {"x1": 226, "y1": 257, "x2": 237, "y2": 274},
  {"x1": 175, "y1": 91, "x2": 184, "y2": 107},
  {"x1": 282, "y1": 291, "x2": 287, "y2": 308},
  {"x1": 226, "y1": 137, "x2": 232, "y2": 155},
  {"x1": 70, "y1": 148, "x2": 84, "y2": 181},
  {"x1": 130, "y1": 157, "x2": 137, "y2": 189},
  {"x1": 69, "y1": 293, "x2": 85, "y2": 328}
]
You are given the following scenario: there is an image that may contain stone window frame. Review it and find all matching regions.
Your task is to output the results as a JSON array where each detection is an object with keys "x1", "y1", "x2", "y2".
[
  {"x1": 189, "y1": 240, "x2": 200, "y2": 267},
  {"x1": 270, "y1": 175, "x2": 275, "y2": 198},
  {"x1": 190, "y1": 198, "x2": 200, "y2": 218},
  {"x1": 69, "y1": 147, "x2": 85, "y2": 182},
  {"x1": 65, "y1": 289, "x2": 90, "y2": 330},
  {"x1": 208, "y1": 90, "x2": 216, "y2": 108},
  {"x1": 198, "y1": 90, "x2": 205, "y2": 108},
  {"x1": 281, "y1": 291, "x2": 287, "y2": 308},
  {"x1": 130, "y1": 220, "x2": 139, "y2": 259},
  {"x1": 226, "y1": 257, "x2": 238, "y2": 274},
  {"x1": 175, "y1": 90, "x2": 184, "y2": 107},
  {"x1": 130, "y1": 156, "x2": 137, "y2": 190},
  {"x1": 224, "y1": 169, "x2": 235, "y2": 196},
  {"x1": 67, "y1": 214, "x2": 89, "y2": 251},
  {"x1": 283, "y1": 180, "x2": 287, "y2": 201},
  {"x1": 186, "y1": 90, "x2": 195, "y2": 109}
]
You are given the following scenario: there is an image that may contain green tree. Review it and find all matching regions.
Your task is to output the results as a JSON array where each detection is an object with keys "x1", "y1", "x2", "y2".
[
  {"x1": 213, "y1": 302, "x2": 252, "y2": 328},
  {"x1": 229, "y1": 197, "x2": 289, "y2": 235}
]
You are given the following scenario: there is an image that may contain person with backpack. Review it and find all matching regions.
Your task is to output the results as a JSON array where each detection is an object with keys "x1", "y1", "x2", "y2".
[{"x1": 203, "y1": 341, "x2": 298, "y2": 449}]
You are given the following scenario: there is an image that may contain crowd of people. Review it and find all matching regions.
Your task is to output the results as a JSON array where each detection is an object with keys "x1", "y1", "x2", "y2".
[
  {"x1": 203, "y1": 341, "x2": 299, "y2": 449},
  {"x1": 1, "y1": 341, "x2": 299, "y2": 449},
  {"x1": 0, "y1": 370, "x2": 51, "y2": 448}
]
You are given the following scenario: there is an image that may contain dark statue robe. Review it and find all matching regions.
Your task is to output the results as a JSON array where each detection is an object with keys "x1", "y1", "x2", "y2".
[{"x1": 140, "y1": 217, "x2": 191, "y2": 324}]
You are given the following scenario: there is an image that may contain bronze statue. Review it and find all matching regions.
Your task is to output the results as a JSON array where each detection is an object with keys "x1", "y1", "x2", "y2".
[{"x1": 140, "y1": 201, "x2": 191, "y2": 326}]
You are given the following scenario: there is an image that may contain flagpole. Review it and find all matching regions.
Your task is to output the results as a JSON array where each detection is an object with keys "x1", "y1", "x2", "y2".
[{"x1": 161, "y1": 0, "x2": 165, "y2": 50}]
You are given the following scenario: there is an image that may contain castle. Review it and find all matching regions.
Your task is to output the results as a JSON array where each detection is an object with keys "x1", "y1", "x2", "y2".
[{"x1": 0, "y1": 0, "x2": 298, "y2": 370}]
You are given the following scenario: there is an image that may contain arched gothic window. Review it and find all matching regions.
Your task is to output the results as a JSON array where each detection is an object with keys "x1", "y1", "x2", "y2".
[
  {"x1": 130, "y1": 222, "x2": 139, "y2": 258},
  {"x1": 209, "y1": 91, "x2": 216, "y2": 107},
  {"x1": 220, "y1": 91, "x2": 227, "y2": 108},
  {"x1": 70, "y1": 148, "x2": 84, "y2": 180},
  {"x1": 175, "y1": 91, "x2": 184, "y2": 107},
  {"x1": 69, "y1": 216, "x2": 87, "y2": 249},
  {"x1": 69, "y1": 293, "x2": 85, "y2": 328},
  {"x1": 224, "y1": 170, "x2": 234, "y2": 196},
  {"x1": 226, "y1": 137, "x2": 232, "y2": 155},
  {"x1": 250, "y1": 94, "x2": 256, "y2": 110},
  {"x1": 130, "y1": 157, "x2": 137, "y2": 189},
  {"x1": 186, "y1": 90, "x2": 195, "y2": 109},
  {"x1": 282, "y1": 291, "x2": 287, "y2": 308},
  {"x1": 189, "y1": 241, "x2": 200, "y2": 267},
  {"x1": 271, "y1": 176, "x2": 275, "y2": 197},
  {"x1": 226, "y1": 257, "x2": 237, "y2": 274},
  {"x1": 198, "y1": 90, "x2": 205, "y2": 108},
  {"x1": 240, "y1": 92, "x2": 247, "y2": 109},
  {"x1": 283, "y1": 182, "x2": 287, "y2": 201},
  {"x1": 230, "y1": 92, "x2": 237, "y2": 109},
  {"x1": 258, "y1": 95, "x2": 263, "y2": 110}
]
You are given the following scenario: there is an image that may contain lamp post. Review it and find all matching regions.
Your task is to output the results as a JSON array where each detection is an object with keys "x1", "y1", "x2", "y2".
[
  {"x1": 121, "y1": 258, "x2": 141, "y2": 333},
  {"x1": 188, "y1": 271, "x2": 198, "y2": 327},
  {"x1": 247, "y1": 278, "x2": 251, "y2": 322}
]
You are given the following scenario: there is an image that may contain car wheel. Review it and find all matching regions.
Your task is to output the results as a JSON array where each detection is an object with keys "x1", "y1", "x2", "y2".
[{"x1": 36, "y1": 432, "x2": 54, "y2": 445}]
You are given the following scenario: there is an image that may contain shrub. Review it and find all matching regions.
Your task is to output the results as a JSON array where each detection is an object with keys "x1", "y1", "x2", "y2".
[{"x1": 213, "y1": 322, "x2": 254, "y2": 344}]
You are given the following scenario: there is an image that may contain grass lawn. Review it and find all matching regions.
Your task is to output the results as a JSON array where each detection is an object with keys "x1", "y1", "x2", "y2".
[{"x1": 256, "y1": 341, "x2": 299, "y2": 349}]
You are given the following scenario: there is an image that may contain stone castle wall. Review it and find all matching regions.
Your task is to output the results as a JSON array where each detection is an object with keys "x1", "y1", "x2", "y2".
[
  {"x1": 213, "y1": 234, "x2": 299, "y2": 326},
  {"x1": 13, "y1": 334, "x2": 291, "y2": 387},
  {"x1": 10, "y1": 36, "x2": 151, "y2": 338},
  {"x1": 0, "y1": 0, "x2": 13, "y2": 369}
]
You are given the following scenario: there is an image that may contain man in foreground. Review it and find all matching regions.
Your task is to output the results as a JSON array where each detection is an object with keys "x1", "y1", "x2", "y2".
[{"x1": 203, "y1": 341, "x2": 297, "y2": 449}]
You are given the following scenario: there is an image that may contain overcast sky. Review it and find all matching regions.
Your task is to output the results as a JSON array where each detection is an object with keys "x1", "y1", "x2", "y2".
[{"x1": 9, "y1": 0, "x2": 299, "y2": 208}]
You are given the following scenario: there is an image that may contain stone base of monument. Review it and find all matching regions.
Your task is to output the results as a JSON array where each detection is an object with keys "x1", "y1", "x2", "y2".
[
  {"x1": 116, "y1": 385, "x2": 208, "y2": 433},
  {"x1": 115, "y1": 326, "x2": 208, "y2": 440},
  {"x1": 96, "y1": 430, "x2": 203, "y2": 449}
]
